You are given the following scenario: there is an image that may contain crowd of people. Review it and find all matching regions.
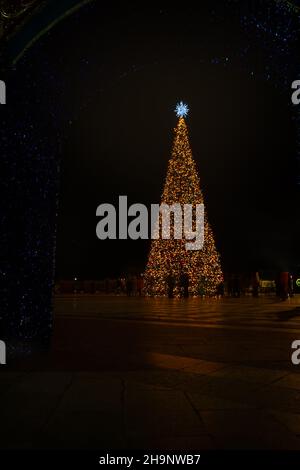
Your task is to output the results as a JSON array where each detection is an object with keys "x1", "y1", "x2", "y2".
[
  {"x1": 220, "y1": 272, "x2": 294, "y2": 301},
  {"x1": 57, "y1": 271, "x2": 296, "y2": 300}
]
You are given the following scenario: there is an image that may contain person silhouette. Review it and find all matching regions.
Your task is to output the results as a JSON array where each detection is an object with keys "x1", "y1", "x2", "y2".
[
  {"x1": 180, "y1": 271, "x2": 189, "y2": 298},
  {"x1": 166, "y1": 273, "x2": 175, "y2": 298}
]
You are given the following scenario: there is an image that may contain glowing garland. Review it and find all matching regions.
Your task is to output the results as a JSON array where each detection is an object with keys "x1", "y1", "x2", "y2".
[{"x1": 144, "y1": 113, "x2": 223, "y2": 297}]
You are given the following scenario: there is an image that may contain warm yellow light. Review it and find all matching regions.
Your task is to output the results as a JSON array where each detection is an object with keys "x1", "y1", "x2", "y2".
[{"x1": 144, "y1": 116, "x2": 223, "y2": 297}]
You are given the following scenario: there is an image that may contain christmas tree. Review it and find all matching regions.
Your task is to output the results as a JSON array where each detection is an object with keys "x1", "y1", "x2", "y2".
[{"x1": 144, "y1": 102, "x2": 223, "y2": 297}]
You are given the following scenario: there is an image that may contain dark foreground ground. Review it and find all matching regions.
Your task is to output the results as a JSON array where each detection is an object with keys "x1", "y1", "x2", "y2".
[{"x1": 2, "y1": 295, "x2": 300, "y2": 450}]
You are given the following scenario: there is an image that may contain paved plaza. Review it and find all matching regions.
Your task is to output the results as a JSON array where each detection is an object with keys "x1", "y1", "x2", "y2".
[{"x1": 2, "y1": 295, "x2": 300, "y2": 449}]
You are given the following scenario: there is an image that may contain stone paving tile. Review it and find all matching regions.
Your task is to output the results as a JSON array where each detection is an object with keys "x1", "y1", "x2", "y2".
[
  {"x1": 176, "y1": 373, "x2": 217, "y2": 394},
  {"x1": 0, "y1": 372, "x2": 72, "y2": 449},
  {"x1": 273, "y1": 373, "x2": 300, "y2": 391},
  {"x1": 0, "y1": 372, "x2": 26, "y2": 383},
  {"x1": 187, "y1": 392, "x2": 253, "y2": 411},
  {"x1": 115, "y1": 369, "x2": 209, "y2": 391},
  {"x1": 179, "y1": 341, "x2": 293, "y2": 364},
  {"x1": 126, "y1": 434, "x2": 215, "y2": 450},
  {"x1": 191, "y1": 375, "x2": 262, "y2": 406},
  {"x1": 199, "y1": 410, "x2": 300, "y2": 450},
  {"x1": 130, "y1": 369, "x2": 215, "y2": 395},
  {"x1": 124, "y1": 389, "x2": 205, "y2": 439},
  {"x1": 208, "y1": 366, "x2": 289, "y2": 385},
  {"x1": 253, "y1": 386, "x2": 300, "y2": 413},
  {"x1": 0, "y1": 372, "x2": 27, "y2": 396},
  {"x1": 55, "y1": 373, "x2": 123, "y2": 412},
  {"x1": 36, "y1": 373, "x2": 124, "y2": 448},
  {"x1": 55, "y1": 296, "x2": 300, "y2": 329},
  {"x1": 38, "y1": 410, "x2": 124, "y2": 449},
  {"x1": 143, "y1": 344, "x2": 185, "y2": 356},
  {"x1": 147, "y1": 353, "x2": 225, "y2": 375},
  {"x1": 124, "y1": 379, "x2": 171, "y2": 392},
  {"x1": 8, "y1": 372, "x2": 72, "y2": 395},
  {"x1": 4, "y1": 296, "x2": 300, "y2": 449},
  {"x1": 206, "y1": 379, "x2": 300, "y2": 414},
  {"x1": 268, "y1": 410, "x2": 300, "y2": 435}
]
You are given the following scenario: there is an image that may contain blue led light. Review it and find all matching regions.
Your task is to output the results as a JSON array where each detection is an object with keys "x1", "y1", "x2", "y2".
[{"x1": 175, "y1": 101, "x2": 189, "y2": 118}]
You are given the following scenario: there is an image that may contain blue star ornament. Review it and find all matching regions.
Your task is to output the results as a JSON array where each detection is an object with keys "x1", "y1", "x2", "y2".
[{"x1": 175, "y1": 101, "x2": 189, "y2": 118}]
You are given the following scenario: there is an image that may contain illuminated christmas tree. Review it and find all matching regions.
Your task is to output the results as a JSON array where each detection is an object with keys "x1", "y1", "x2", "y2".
[{"x1": 144, "y1": 102, "x2": 223, "y2": 296}]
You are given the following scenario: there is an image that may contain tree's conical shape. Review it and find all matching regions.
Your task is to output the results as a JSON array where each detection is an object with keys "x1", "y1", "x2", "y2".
[{"x1": 144, "y1": 116, "x2": 223, "y2": 296}]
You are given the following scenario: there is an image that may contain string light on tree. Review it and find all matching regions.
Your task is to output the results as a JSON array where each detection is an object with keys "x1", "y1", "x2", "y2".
[{"x1": 144, "y1": 102, "x2": 223, "y2": 297}]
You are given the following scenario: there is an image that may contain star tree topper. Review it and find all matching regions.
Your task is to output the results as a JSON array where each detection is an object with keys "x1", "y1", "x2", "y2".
[{"x1": 175, "y1": 101, "x2": 189, "y2": 118}]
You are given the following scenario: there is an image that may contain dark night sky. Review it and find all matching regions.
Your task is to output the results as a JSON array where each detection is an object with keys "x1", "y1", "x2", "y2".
[{"x1": 7, "y1": 2, "x2": 300, "y2": 279}]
